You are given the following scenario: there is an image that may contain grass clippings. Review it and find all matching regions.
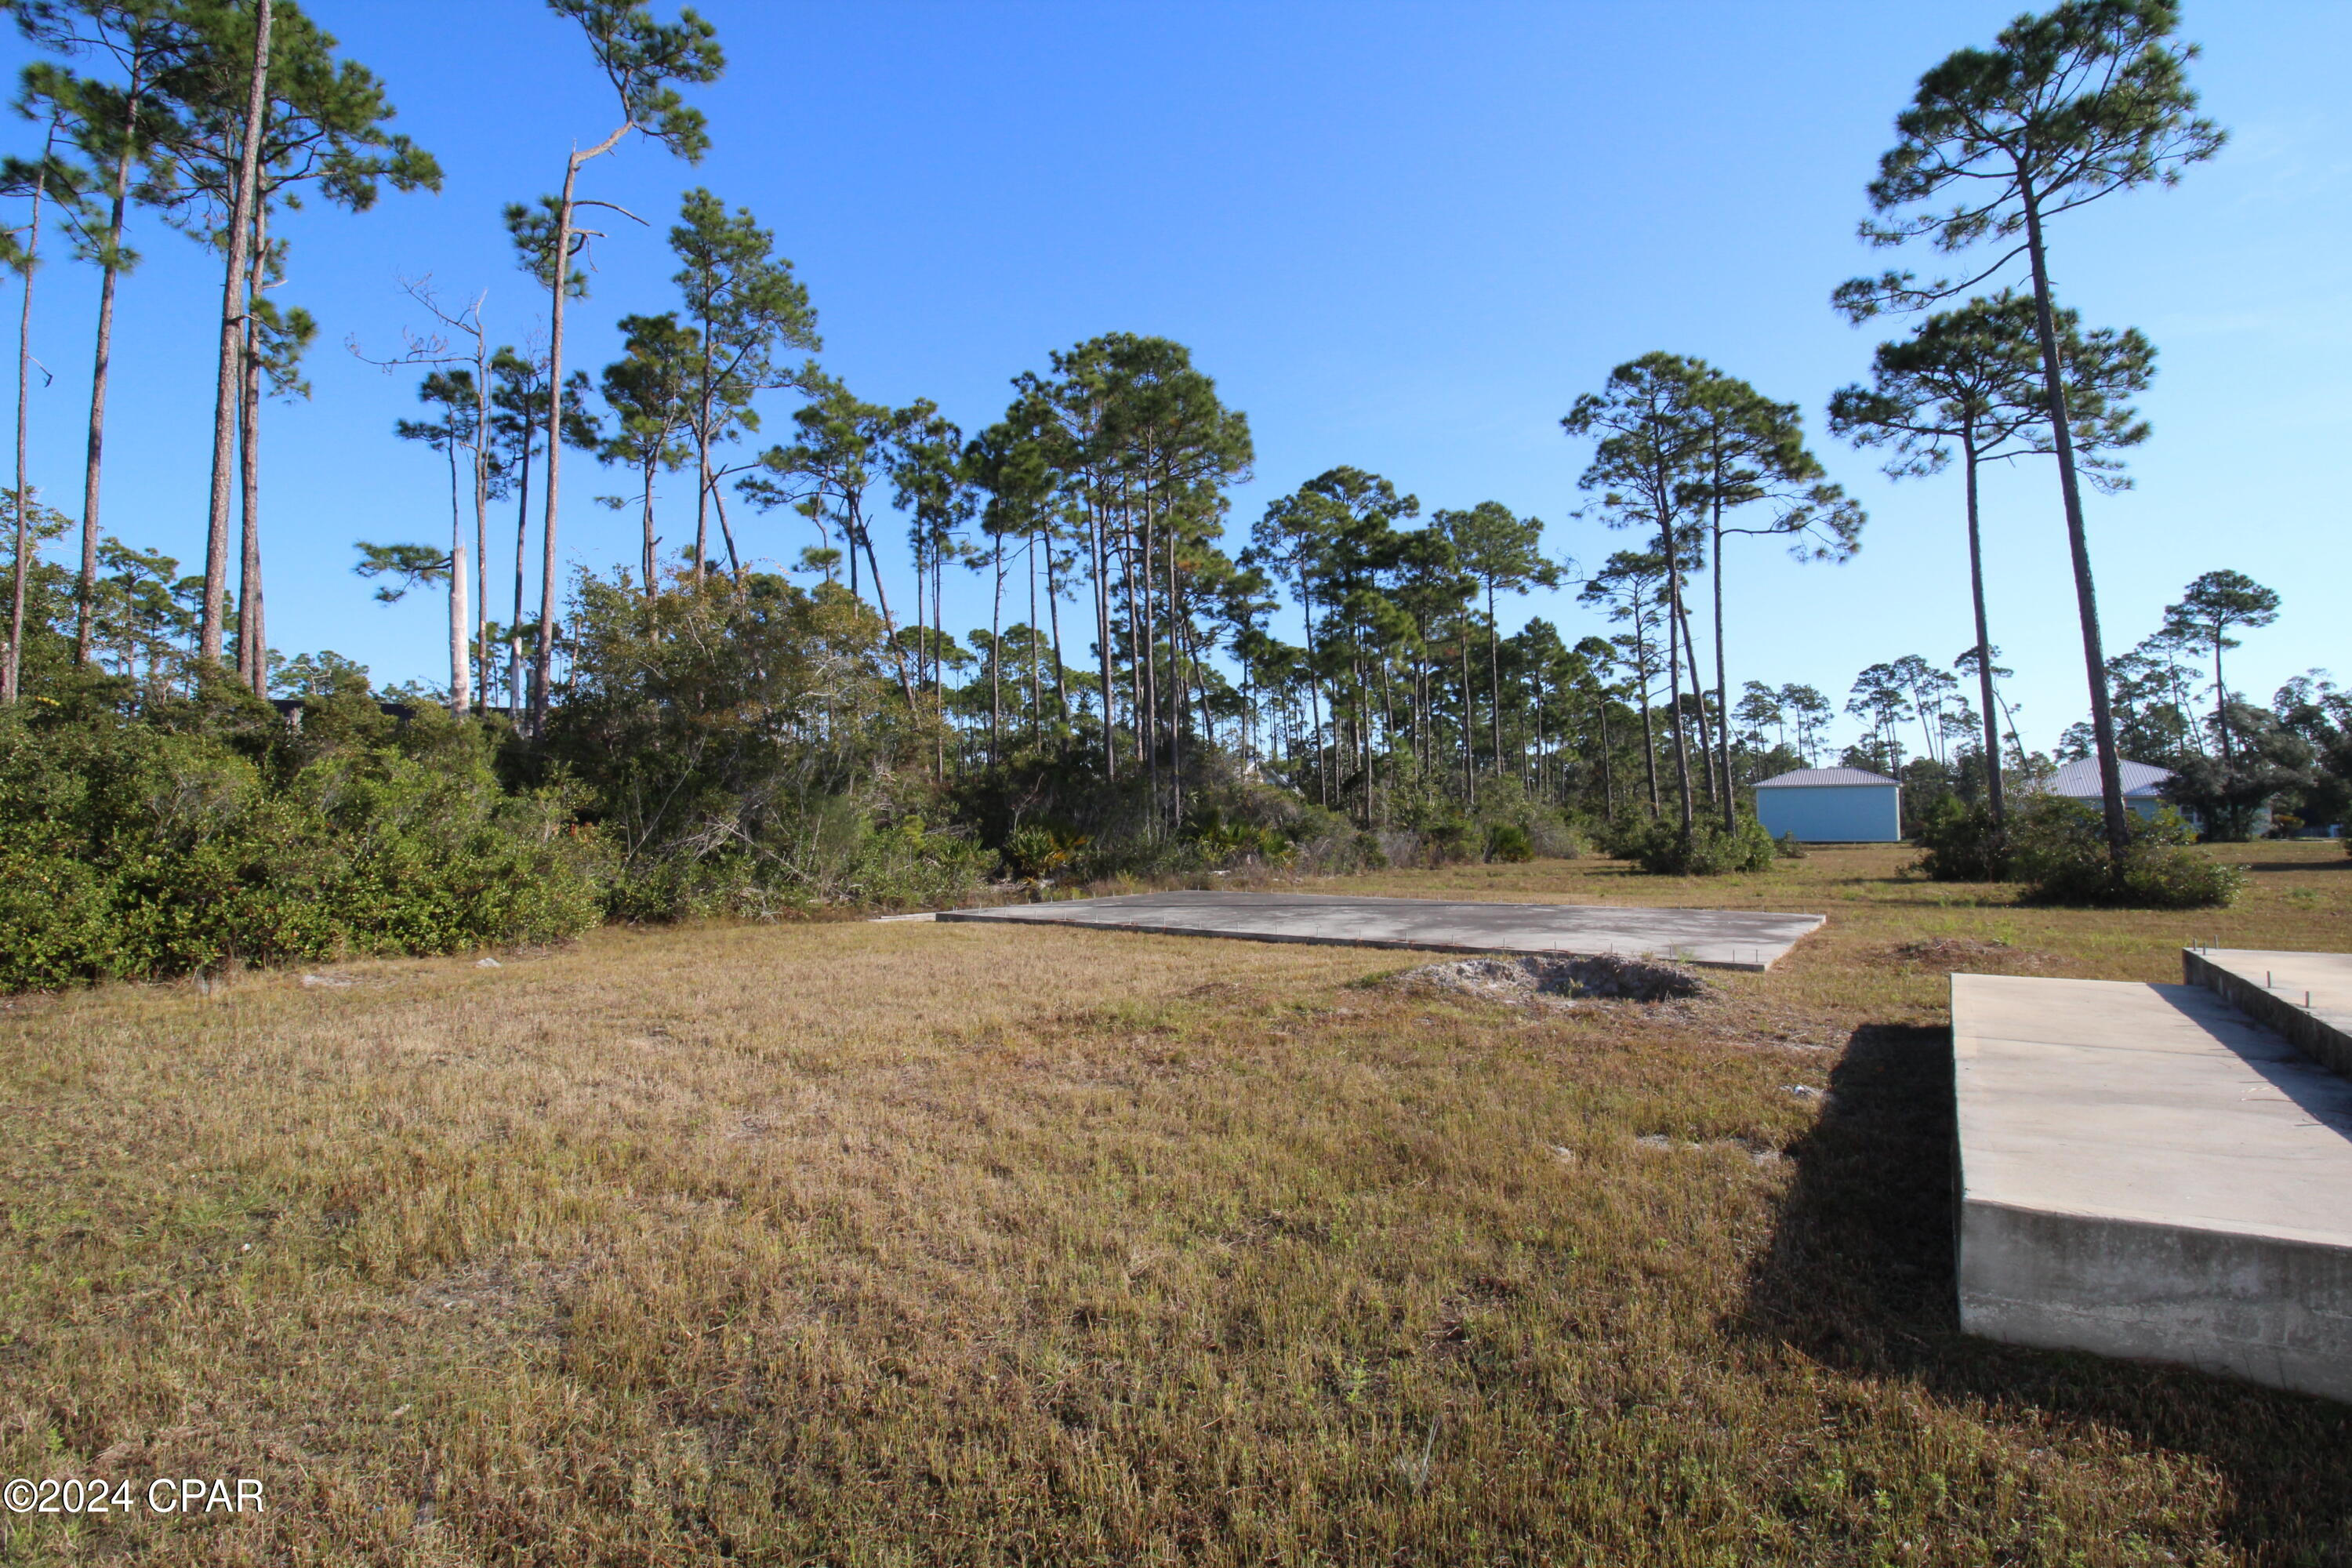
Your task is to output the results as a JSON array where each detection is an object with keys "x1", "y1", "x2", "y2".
[{"x1": 2, "y1": 842, "x2": 2350, "y2": 1564}]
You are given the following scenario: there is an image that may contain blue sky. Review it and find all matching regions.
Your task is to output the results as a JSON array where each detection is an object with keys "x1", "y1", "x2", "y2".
[{"x1": 5, "y1": 1, "x2": 2343, "y2": 753}]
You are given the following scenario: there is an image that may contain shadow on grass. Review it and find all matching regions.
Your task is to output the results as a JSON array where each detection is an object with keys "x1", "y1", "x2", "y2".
[
  {"x1": 1736, "y1": 1022, "x2": 2352, "y2": 1557},
  {"x1": 2238, "y1": 858, "x2": 2352, "y2": 873}
]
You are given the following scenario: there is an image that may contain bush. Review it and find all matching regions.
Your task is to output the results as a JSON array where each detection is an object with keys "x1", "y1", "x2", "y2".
[
  {"x1": 0, "y1": 700, "x2": 603, "y2": 991},
  {"x1": 1003, "y1": 823, "x2": 1090, "y2": 882},
  {"x1": 1485, "y1": 822, "x2": 1534, "y2": 862},
  {"x1": 2009, "y1": 797, "x2": 2241, "y2": 909},
  {"x1": 1466, "y1": 776, "x2": 1584, "y2": 861},
  {"x1": 1421, "y1": 816, "x2": 1478, "y2": 865},
  {"x1": 846, "y1": 815, "x2": 993, "y2": 909},
  {"x1": 1773, "y1": 832, "x2": 1809, "y2": 860},
  {"x1": 1615, "y1": 815, "x2": 1778, "y2": 876},
  {"x1": 1185, "y1": 808, "x2": 1297, "y2": 871},
  {"x1": 1914, "y1": 797, "x2": 2009, "y2": 881}
]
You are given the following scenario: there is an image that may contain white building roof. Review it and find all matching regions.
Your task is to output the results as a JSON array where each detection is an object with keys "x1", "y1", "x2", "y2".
[
  {"x1": 1754, "y1": 767, "x2": 1900, "y2": 789},
  {"x1": 2042, "y1": 757, "x2": 2173, "y2": 799}
]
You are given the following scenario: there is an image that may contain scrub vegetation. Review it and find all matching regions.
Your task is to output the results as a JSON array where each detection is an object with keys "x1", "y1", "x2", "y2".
[
  {"x1": 2, "y1": 843, "x2": 2347, "y2": 1565},
  {"x1": 2, "y1": 0, "x2": 2333, "y2": 969}
]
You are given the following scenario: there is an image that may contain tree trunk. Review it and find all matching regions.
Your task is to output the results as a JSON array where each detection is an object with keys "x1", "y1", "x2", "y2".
[
  {"x1": 1192, "y1": 622, "x2": 1215, "y2": 755},
  {"x1": 2212, "y1": 640, "x2": 2231, "y2": 764},
  {"x1": 988, "y1": 534, "x2": 1004, "y2": 760},
  {"x1": 472, "y1": 354, "x2": 490, "y2": 697},
  {"x1": 76, "y1": 94, "x2": 141, "y2": 668},
  {"x1": 640, "y1": 460, "x2": 656, "y2": 601},
  {"x1": 1533, "y1": 680, "x2": 1547, "y2": 802},
  {"x1": 1661, "y1": 543, "x2": 1693, "y2": 835},
  {"x1": 710, "y1": 481, "x2": 741, "y2": 581},
  {"x1": 1026, "y1": 529, "x2": 1040, "y2": 742},
  {"x1": 1674, "y1": 592, "x2": 1715, "y2": 812},
  {"x1": 447, "y1": 409, "x2": 470, "y2": 713},
  {"x1": 200, "y1": 0, "x2": 270, "y2": 670},
  {"x1": 1635, "y1": 618, "x2": 1660, "y2": 815},
  {"x1": 509, "y1": 390, "x2": 534, "y2": 712},
  {"x1": 2019, "y1": 173, "x2": 2129, "y2": 866},
  {"x1": 1598, "y1": 693, "x2": 1616, "y2": 819},
  {"x1": 1457, "y1": 628, "x2": 1474, "y2": 805},
  {"x1": 1962, "y1": 433, "x2": 2005, "y2": 822},
  {"x1": 1486, "y1": 579, "x2": 1504, "y2": 779},
  {"x1": 1301, "y1": 566, "x2": 1323, "y2": 807},
  {"x1": 1167, "y1": 521, "x2": 1181, "y2": 829},
  {"x1": 1087, "y1": 498, "x2": 1113, "y2": 775},
  {"x1": 1044, "y1": 529, "x2": 1068, "y2": 727},
  {"x1": 535, "y1": 122, "x2": 630, "y2": 727},
  {"x1": 931, "y1": 537, "x2": 946, "y2": 781},
  {"x1": 1127, "y1": 497, "x2": 1156, "y2": 826},
  {"x1": 4, "y1": 131, "x2": 51, "y2": 705},
  {"x1": 851, "y1": 499, "x2": 917, "y2": 712},
  {"x1": 236, "y1": 205, "x2": 266, "y2": 694},
  {"x1": 692, "y1": 332, "x2": 713, "y2": 581},
  {"x1": 1710, "y1": 514, "x2": 1733, "y2": 830}
]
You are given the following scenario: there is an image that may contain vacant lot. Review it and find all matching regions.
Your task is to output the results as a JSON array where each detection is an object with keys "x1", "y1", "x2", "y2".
[{"x1": 3, "y1": 843, "x2": 2349, "y2": 1565}]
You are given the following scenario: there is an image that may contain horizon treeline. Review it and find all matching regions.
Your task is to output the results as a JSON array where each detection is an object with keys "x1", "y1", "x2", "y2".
[{"x1": 0, "y1": 0, "x2": 2340, "y2": 942}]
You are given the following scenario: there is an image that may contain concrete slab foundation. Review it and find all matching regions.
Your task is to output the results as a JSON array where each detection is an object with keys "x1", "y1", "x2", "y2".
[
  {"x1": 1952, "y1": 973, "x2": 2352, "y2": 1403},
  {"x1": 2183, "y1": 947, "x2": 2352, "y2": 1080},
  {"x1": 935, "y1": 891, "x2": 1825, "y2": 971}
]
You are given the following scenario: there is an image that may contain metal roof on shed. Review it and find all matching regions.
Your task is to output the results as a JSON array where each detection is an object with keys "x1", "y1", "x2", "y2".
[
  {"x1": 2040, "y1": 757, "x2": 2174, "y2": 798},
  {"x1": 1753, "y1": 767, "x2": 1900, "y2": 788}
]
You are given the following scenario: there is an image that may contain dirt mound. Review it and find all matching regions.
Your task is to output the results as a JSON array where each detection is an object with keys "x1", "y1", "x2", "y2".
[{"x1": 1396, "y1": 952, "x2": 1710, "y2": 1008}]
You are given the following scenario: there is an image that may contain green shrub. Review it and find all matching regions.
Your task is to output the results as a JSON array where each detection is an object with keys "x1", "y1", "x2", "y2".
[
  {"x1": 1184, "y1": 808, "x2": 1297, "y2": 871},
  {"x1": 2009, "y1": 797, "x2": 2241, "y2": 909},
  {"x1": 1465, "y1": 776, "x2": 1583, "y2": 861},
  {"x1": 1914, "y1": 797, "x2": 2009, "y2": 881},
  {"x1": 1485, "y1": 822, "x2": 1534, "y2": 863},
  {"x1": 1004, "y1": 823, "x2": 1092, "y2": 882},
  {"x1": 1774, "y1": 832, "x2": 1809, "y2": 860},
  {"x1": 1617, "y1": 815, "x2": 1778, "y2": 876},
  {"x1": 846, "y1": 815, "x2": 992, "y2": 909},
  {"x1": 1422, "y1": 816, "x2": 1478, "y2": 865},
  {"x1": 0, "y1": 703, "x2": 603, "y2": 991}
]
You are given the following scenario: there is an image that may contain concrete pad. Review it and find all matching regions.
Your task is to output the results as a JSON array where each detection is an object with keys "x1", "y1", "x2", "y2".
[
  {"x1": 934, "y1": 891, "x2": 1824, "y2": 971},
  {"x1": 1953, "y1": 972, "x2": 2352, "y2": 1403},
  {"x1": 2183, "y1": 947, "x2": 2352, "y2": 1080}
]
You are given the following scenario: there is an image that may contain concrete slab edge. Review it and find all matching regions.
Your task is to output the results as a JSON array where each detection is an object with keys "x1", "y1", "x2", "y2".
[
  {"x1": 931, "y1": 909, "x2": 1775, "y2": 971},
  {"x1": 1958, "y1": 1195, "x2": 2352, "y2": 1405},
  {"x1": 2183, "y1": 948, "x2": 2352, "y2": 1080}
]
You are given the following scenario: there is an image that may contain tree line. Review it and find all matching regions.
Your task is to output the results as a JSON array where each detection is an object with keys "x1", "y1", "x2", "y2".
[{"x1": 1, "y1": 0, "x2": 2330, "y2": 911}]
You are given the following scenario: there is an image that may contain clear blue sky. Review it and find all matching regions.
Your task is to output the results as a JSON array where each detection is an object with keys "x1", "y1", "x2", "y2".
[{"x1": 5, "y1": 1, "x2": 2343, "y2": 754}]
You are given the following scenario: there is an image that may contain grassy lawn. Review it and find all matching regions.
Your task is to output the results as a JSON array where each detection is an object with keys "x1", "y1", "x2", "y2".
[{"x1": 3, "y1": 842, "x2": 2349, "y2": 1565}]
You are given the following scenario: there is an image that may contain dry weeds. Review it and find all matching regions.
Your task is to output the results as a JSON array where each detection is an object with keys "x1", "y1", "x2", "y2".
[{"x1": 1, "y1": 843, "x2": 2348, "y2": 1564}]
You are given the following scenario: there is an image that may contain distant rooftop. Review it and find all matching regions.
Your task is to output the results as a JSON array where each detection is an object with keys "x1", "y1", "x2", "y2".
[
  {"x1": 1754, "y1": 767, "x2": 1899, "y2": 789},
  {"x1": 2042, "y1": 757, "x2": 2174, "y2": 798}
]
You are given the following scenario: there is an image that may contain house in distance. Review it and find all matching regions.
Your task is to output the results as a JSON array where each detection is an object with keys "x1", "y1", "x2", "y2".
[
  {"x1": 1754, "y1": 767, "x2": 1904, "y2": 844},
  {"x1": 2041, "y1": 757, "x2": 2176, "y2": 820}
]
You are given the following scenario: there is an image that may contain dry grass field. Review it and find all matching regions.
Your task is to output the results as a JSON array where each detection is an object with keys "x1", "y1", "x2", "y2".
[{"x1": 3, "y1": 842, "x2": 2350, "y2": 1565}]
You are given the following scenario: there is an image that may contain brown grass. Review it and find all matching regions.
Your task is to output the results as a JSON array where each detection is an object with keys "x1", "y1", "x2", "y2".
[{"x1": 2, "y1": 842, "x2": 2349, "y2": 1564}]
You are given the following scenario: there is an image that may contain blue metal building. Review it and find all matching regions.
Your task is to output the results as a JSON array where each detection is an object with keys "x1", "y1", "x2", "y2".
[{"x1": 1753, "y1": 767, "x2": 1904, "y2": 843}]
